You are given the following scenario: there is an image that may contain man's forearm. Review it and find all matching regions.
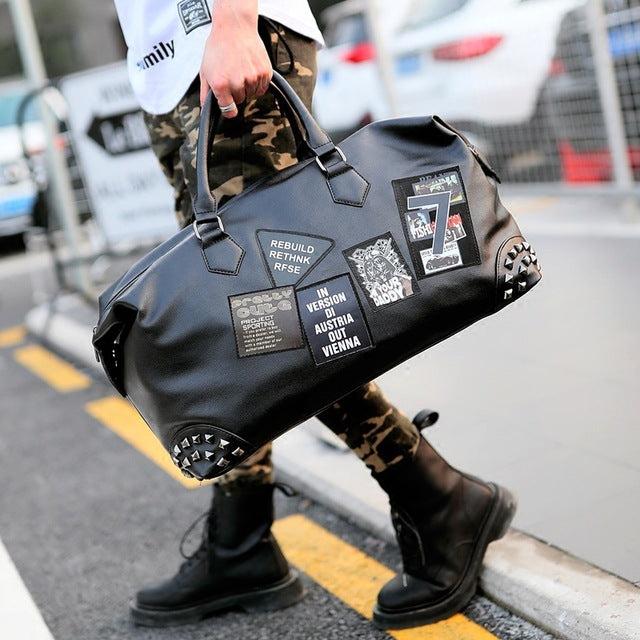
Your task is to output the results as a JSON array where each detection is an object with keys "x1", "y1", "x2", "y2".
[{"x1": 210, "y1": 0, "x2": 259, "y2": 33}]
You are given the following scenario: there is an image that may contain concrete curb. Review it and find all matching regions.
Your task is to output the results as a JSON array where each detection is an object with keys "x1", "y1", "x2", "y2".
[
  {"x1": 25, "y1": 297, "x2": 640, "y2": 640},
  {"x1": 24, "y1": 295, "x2": 101, "y2": 376},
  {"x1": 481, "y1": 532, "x2": 640, "y2": 640}
]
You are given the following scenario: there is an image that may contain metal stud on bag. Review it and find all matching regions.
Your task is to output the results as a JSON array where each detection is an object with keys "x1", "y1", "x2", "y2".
[
  {"x1": 169, "y1": 425, "x2": 253, "y2": 481},
  {"x1": 500, "y1": 238, "x2": 542, "y2": 306}
]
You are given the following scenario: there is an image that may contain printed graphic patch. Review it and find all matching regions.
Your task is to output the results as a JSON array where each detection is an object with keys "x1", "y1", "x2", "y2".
[
  {"x1": 407, "y1": 209, "x2": 467, "y2": 245},
  {"x1": 413, "y1": 170, "x2": 466, "y2": 203},
  {"x1": 393, "y1": 167, "x2": 480, "y2": 279},
  {"x1": 257, "y1": 230, "x2": 334, "y2": 287},
  {"x1": 420, "y1": 242, "x2": 462, "y2": 273},
  {"x1": 297, "y1": 275, "x2": 373, "y2": 365},
  {"x1": 229, "y1": 286, "x2": 304, "y2": 358},
  {"x1": 178, "y1": 0, "x2": 212, "y2": 34},
  {"x1": 344, "y1": 233, "x2": 419, "y2": 309}
]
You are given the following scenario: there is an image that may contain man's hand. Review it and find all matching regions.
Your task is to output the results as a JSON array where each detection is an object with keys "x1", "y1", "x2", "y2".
[{"x1": 199, "y1": 0, "x2": 272, "y2": 118}]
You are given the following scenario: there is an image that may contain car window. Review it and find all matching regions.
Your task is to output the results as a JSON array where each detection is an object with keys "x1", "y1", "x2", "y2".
[
  {"x1": 0, "y1": 92, "x2": 38, "y2": 127},
  {"x1": 326, "y1": 14, "x2": 369, "y2": 47},
  {"x1": 402, "y1": 0, "x2": 470, "y2": 29}
]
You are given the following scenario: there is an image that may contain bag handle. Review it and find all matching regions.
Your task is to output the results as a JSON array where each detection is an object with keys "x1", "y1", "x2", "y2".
[{"x1": 193, "y1": 71, "x2": 369, "y2": 234}]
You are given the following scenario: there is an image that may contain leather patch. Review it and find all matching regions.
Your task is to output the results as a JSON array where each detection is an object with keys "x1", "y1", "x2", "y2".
[
  {"x1": 393, "y1": 167, "x2": 480, "y2": 279},
  {"x1": 343, "y1": 233, "x2": 419, "y2": 310},
  {"x1": 297, "y1": 274, "x2": 373, "y2": 365},
  {"x1": 257, "y1": 230, "x2": 334, "y2": 287},
  {"x1": 229, "y1": 286, "x2": 304, "y2": 358}
]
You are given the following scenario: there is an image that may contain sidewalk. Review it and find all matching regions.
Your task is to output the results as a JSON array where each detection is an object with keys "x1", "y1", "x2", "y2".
[{"x1": 24, "y1": 189, "x2": 640, "y2": 640}]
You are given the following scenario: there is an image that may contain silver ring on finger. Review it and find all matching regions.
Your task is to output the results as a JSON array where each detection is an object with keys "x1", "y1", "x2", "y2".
[{"x1": 219, "y1": 101, "x2": 237, "y2": 113}]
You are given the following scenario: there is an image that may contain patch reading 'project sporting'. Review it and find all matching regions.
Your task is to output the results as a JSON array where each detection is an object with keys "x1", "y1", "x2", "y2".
[
  {"x1": 297, "y1": 275, "x2": 373, "y2": 365},
  {"x1": 229, "y1": 286, "x2": 304, "y2": 358}
]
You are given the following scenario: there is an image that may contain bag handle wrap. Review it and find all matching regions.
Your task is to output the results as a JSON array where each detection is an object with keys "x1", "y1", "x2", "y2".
[{"x1": 194, "y1": 71, "x2": 369, "y2": 236}]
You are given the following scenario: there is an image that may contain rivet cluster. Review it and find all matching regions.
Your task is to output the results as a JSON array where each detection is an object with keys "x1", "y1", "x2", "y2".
[
  {"x1": 171, "y1": 430, "x2": 246, "y2": 480},
  {"x1": 502, "y1": 241, "x2": 541, "y2": 302}
]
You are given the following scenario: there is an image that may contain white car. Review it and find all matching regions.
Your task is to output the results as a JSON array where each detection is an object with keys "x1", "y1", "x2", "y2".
[
  {"x1": 0, "y1": 81, "x2": 45, "y2": 239},
  {"x1": 314, "y1": 0, "x2": 585, "y2": 178},
  {"x1": 392, "y1": 0, "x2": 584, "y2": 123},
  {"x1": 313, "y1": 0, "x2": 412, "y2": 140}
]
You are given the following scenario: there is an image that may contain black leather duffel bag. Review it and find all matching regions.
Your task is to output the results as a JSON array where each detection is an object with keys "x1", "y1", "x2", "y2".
[{"x1": 93, "y1": 71, "x2": 541, "y2": 481}]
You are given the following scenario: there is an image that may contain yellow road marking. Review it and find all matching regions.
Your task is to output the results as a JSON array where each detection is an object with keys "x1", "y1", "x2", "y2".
[
  {"x1": 14, "y1": 344, "x2": 91, "y2": 392},
  {"x1": 85, "y1": 396, "x2": 212, "y2": 489},
  {"x1": 273, "y1": 514, "x2": 497, "y2": 640},
  {"x1": 0, "y1": 326, "x2": 27, "y2": 348}
]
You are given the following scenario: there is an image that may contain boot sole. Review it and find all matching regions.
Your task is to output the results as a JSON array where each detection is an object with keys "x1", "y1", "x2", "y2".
[
  {"x1": 130, "y1": 570, "x2": 305, "y2": 627},
  {"x1": 373, "y1": 483, "x2": 517, "y2": 630}
]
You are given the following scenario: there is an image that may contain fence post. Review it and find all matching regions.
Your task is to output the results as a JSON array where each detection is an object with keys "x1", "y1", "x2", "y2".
[
  {"x1": 587, "y1": 0, "x2": 634, "y2": 188},
  {"x1": 8, "y1": 0, "x2": 92, "y2": 295},
  {"x1": 362, "y1": 0, "x2": 399, "y2": 118}
]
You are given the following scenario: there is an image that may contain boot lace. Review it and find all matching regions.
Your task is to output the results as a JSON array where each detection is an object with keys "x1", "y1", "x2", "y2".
[
  {"x1": 273, "y1": 481, "x2": 297, "y2": 497},
  {"x1": 178, "y1": 510, "x2": 213, "y2": 572},
  {"x1": 176, "y1": 482, "x2": 297, "y2": 572}
]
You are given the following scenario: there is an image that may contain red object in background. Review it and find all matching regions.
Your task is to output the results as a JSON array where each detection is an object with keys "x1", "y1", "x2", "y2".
[
  {"x1": 432, "y1": 35, "x2": 503, "y2": 61},
  {"x1": 560, "y1": 141, "x2": 640, "y2": 182},
  {"x1": 340, "y1": 41, "x2": 376, "y2": 64},
  {"x1": 548, "y1": 57, "x2": 566, "y2": 76}
]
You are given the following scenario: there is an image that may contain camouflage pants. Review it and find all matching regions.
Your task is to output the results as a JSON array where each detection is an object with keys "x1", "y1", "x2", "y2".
[{"x1": 143, "y1": 20, "x2": 420, "y2": 488}]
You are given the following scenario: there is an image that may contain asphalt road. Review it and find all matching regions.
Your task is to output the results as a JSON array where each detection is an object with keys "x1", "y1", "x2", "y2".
[{"x1": 0, "y1": 241, "x2": 558, "y2": 640}]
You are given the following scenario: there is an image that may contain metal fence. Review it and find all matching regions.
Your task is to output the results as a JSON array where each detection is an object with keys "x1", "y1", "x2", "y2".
[
  {"x1": 439, "y1": 0, "x2": 640, "y2": 186},
  {"x1": 498, "y1": 0, "x2": 640, "y2": 186},
  {"x1": 315, "y1": 0, "x2": 639, "y2": 188}
]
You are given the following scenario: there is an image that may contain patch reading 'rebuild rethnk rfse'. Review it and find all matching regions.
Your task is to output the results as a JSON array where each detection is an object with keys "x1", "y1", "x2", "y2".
[
  {"x1": 257, "y1": 230, "x2": 334, "y2": 287},
  {"x1": 297, "y1": 274, "x2": 373, "y2": 365},
  {"x1": 229, "y1": 286, "x2": 304, "y2": 358}
]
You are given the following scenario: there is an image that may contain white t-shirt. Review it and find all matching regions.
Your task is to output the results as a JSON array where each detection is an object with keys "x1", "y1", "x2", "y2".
[{"x1": 114, "y1": 0, "x2": 323, "y2": 115}]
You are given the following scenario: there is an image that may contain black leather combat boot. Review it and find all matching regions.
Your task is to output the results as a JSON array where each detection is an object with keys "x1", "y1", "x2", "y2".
[
  {"x1": 130, "y1": 483, "x2": 304, "y2": 627},
  {"x1": 372, "y1": 436, "x2": 517, "y2": 629}
]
